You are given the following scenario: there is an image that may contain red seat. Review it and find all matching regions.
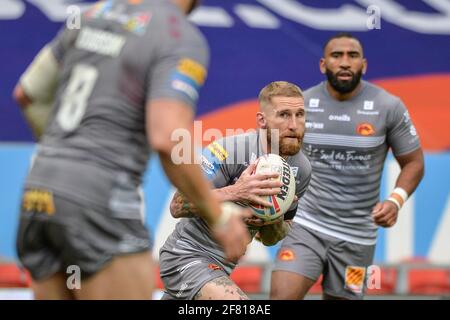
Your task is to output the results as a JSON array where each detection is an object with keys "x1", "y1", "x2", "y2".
[
  {"x1": 231, "y1": 266, "x2": 263, "y2": 293},
  {"x1": 408, "y1": 268, "x2": 450, "y2": 295},
  {"x1": 0, "y1": 264, "x2": 31, "y2": 288}
]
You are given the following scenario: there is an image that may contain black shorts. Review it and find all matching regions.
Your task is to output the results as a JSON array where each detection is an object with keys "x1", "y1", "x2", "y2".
[{"x1": 16, "y1": 188, "x2": 152, "y2": 281}]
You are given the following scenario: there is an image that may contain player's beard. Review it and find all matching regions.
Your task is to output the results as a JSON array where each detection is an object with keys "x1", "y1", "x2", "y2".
[
  {"x1": 326, "y1": 68, "x2": 363, "y2": 94},
  {"x1": 267, "y1": 127, "x2": 303, "y2": 156}
]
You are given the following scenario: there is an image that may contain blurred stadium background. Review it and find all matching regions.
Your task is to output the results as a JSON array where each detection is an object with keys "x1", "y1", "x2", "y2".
[{"x1": 1, "y1": 0, "x2": 449, "y2": 299}]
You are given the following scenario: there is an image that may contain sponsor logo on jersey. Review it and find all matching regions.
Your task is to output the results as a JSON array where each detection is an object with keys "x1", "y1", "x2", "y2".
[
  {"x1": 306, "y1": 108, "x2": 325, "y2": 113},
  {"x1": 22, "y1": 189, "x2": 55, "y2": 215},
  {"x1": 170, "y1": 59, "x2": 207, "y2": 102},
  {"x1": 329, "y1": 114, "x2": 351, "y2": 121},
  {"x1": 363, "y1": 100, "x2": 374, "y2": 110},
  {"x1": 357, "y1": 123, "x2": 376, "y2": 136},
  {"x1": 177, "y1": 58, "x2": 207, "y2": 86},
  {"x1": 84, "y1": 1, "x2": 113, "y2": 19},
  {"x1": 357, "y1": 110, "x2": 379, "y2": 115},
  {"x1": 309, "y1": 98, "x2": 320, "y2": 108},
  {"x1": 291, "y1": 166, "x2": 298, "y2": 177},
  {"x1": 208, "y1": 263, "x2": 223, "y2": 271},
  {"x1": 200, "y1": 155, "x2": 215, "y2": 176},
  {"x1": 124, "y1": 12, "x2": 152, "y2": 35},
  {"x1": 278, "y1": 248, "x2": 295, "y2": 261},
  {"x1": 207, "y1": 141, "x2": 228, "y2": 161},
  {"x1": 306, "y1": 122, "x2": 324, "y2": 129},
  {"x1": 85, "y1": 2, "x2": 151, "y2": 35},
  {"x1": 344, "y1": 266, "x2": 366, "y2": 293}
]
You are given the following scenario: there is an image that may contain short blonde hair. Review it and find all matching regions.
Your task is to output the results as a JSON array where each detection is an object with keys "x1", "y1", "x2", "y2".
[{"x1": 258, "y1": 81, "x2": 303, "y2": 109}]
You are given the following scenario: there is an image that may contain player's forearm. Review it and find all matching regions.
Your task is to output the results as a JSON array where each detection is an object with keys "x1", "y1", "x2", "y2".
[
  {"x1": 160, "y1": 153, "x2": 221, "y2": 226},
  {"x1": 170, "y1": 187, "x2": 240, "y2": 219},
  {"x1": 149, "y1": 100, "x2": 221, "y2": 225},
  {"x1": 170, "y1": 191, "x2": 197, "y2": 218},
  {"x1": 395, "y1": 151, "x2": 425, "y2": 196},
  {"x1": 258, "y1": 220, "x2": 291, "y2": 246}
]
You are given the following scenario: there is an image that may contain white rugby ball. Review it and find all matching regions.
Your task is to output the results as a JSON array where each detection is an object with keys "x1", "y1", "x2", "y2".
[{"x1": 249, "y1": 154, "x2": 296, "y2": 222}]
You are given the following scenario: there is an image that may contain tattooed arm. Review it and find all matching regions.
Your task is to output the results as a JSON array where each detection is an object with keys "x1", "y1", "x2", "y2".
[
  {"x1": 170, "y1": 162, "x2": 281, "y2": 219},
  {"x1": 170, "y1": 189, "x2": 235, "y2": 218},
  {"x1": 170, "y1": 191, "x2": 197, "y2": 218},
  {"x1": 194, "y1": 276, "x2": 249, "y2": 300}
]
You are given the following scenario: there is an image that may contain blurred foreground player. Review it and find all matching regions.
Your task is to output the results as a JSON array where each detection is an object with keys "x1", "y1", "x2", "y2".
[
  {"x1": 14, "y1": 0, "x2": 250, "y2": 300},
  {"x1": 271, "y1": 33, "x2": 425, "y2": 300}
]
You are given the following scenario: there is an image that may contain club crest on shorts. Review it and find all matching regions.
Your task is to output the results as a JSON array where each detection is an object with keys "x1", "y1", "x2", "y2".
[
  {"x1": 277, "y1": 248, "x2": 295, "y2": 261},
  {"x1": 344, "y1": 266, "x2": 366, "y2": 293},
  {"x1": 22, "y1": 189, "x2": 55, "y2": 215}
]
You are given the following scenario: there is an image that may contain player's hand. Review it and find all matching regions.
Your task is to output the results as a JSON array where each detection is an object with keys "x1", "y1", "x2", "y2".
[
  {"x1": 211, "y1": 203, "x2": 253, "y2": 262},
  {"x1": 372, "y1": 200, "x2": 399, "y2": 228},
  {"x1": 231, "y1": 163, "x2": 282, "y2": 207}
]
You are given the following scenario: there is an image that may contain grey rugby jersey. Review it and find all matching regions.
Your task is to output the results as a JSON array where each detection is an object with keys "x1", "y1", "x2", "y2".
[
  {"x1": 295, "y1": 80, "x2": 420, "y2": 245},
  {"x1": 160, "y1": 131, "x2": 312, "y2": 273},
  {"x1": 25, "y1": 0, "x2": 209, "y2": 212}
]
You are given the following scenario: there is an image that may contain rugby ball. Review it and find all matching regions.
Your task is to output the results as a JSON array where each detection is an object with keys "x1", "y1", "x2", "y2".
[{"x1": 249, "y1": 154, "x2": 296, "y2": 222}]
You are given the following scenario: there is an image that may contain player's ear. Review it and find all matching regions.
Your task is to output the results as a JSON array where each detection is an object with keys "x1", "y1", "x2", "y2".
[
  {"x1": 319, "y1": 58, "x2": 326, "y2": 74},
  {"x1": 256, "y1": 112, "x2": 267, "y2": 128},
  {"x1": 362, "y1": 58, "x2": 368, "y2": 75}
]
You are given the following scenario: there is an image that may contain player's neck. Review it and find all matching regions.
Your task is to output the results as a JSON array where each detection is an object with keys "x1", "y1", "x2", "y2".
[{"x1": 326, "y1": 81, "x2": 363, "y2": 101}]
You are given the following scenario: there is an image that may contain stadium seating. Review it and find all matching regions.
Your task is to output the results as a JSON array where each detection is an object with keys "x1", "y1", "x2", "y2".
[
  {"x1": 154, "y1": 264, "x2": 264, "y2": 293},
  {"x1": 2, "y1": 262, "x2": 450, "y2": 298},
  {"x1": 408, "y1": 268, "x2": 450, "y2": 295},
  {"x1": 230, "y1": 265, "x2": 263, "y2": 293},
  {"x1": 0, "y1": 263, "x2": 31, "y2": 288}
]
